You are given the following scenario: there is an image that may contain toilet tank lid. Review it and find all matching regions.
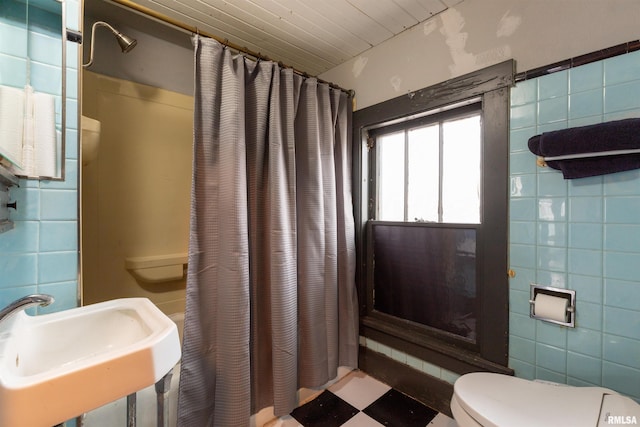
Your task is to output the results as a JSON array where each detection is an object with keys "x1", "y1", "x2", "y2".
[{"x1": 453, "y1": 373, "x2": 615, "y2": 427}]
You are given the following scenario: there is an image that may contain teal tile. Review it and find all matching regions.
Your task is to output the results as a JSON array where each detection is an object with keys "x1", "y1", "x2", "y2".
[
  {"x1": 510, "y1": 335, "x2": 536, "y2": 364},
  {"x1": 28, "y1": 31, "x2": 62, "y2": 67},
  {"x1": 604, "y1": 51, "x2": 640, "y2": 86},
  {"x1": 29, "y1": 61, "x2": 62, "y2": 96},
  {"x1": 536, "y1": 367, "x2": 566, "y2": 383},
  {"x1": 567, "y1": 376, "x2": 598, "y2": 387},
  {"x1": 66, "y1": 68, "x2": 78, "y2": 99},
  {"x1": 568, "y1": 249, "x2": 602, "y2": 277},
  {"x1": 41, "y1": 159, "x2": 77, "y2": 190},
  {"x1": 576, "y1": 301, "x2": 603, "y2": 331},
  {"x1": 66, "y1": 40, "x2": 78, "y2": 69},
  {"x1": 538, "y1": 71, "x2": 568, "y2": 100},
  {"x1": 568, "y1": 274, "x2": 602, "y2": 304},
  {"x1": 0, "y1": 285, "x2": 39, "y2": 312},
  {"x1": 511, "y1": 79, "x2": 537, "y2": 106},
  {"x1": 569, "y1": 116, "x2": 604, "y2": 128},
  {"x1": 604, "y1": 171, "x2": 640, "y2": 196},
  {"x1": 569, "y1": 223, "x2": 602, "y2": 250},
  {"x1": 538, "y1": 173, "x2": 567, "y2": 197},
  {"x1": 66, "y1": 98, "x2": 78, "y2": 129},
  {"x1": 569, "y1": 89, "x2": 603, "y2": 120},
  {"x1": 38, "y1": 251, "x2": 78, "y2": 284},
  {"x1": 440, "y1": 369, "x2": 460, "y2": 384},
  {"x1": 37, "y1": 281, "x2": 78, "y2": 313},
  {"x1": 568, "y1": 327, "x2": 602, "y2": 358},
  {"x1": 605, "y1": 81, "x2": 640, "y2": 114},
  {"x1": 538, "y1": 97, "x2": 568, "y2": 124},
  {"x1": 568, "y1": 176, "x2": 603, "y2": 196},
  {"x1": 604, "y1": 306, "x2": 640, "y2": 340},
  {"x1": 511, "y1": 103, "x2": 536, "y2": 129},
  {"x1": 536, "y1": 343, "x2": 567, "y2": 373},
  {"x1": 509, "y1": 289, "x2": 531, "y2": 316},
  {"x1": 508, "y1": 267, "x2": 535, "y2": 293},
  {"x1": 40, "y1": 189, "x2": 77, "y2": 220},
  {"x1": 65, "y1": 128, "x2": 78, "y2": 160},
  {"x1": 511, "y1": 221, "x2": 535, "y2": 244},
  {"x1": 0, "y1": 221, "x2": 38, "y2": 253},
  {"x1": 570, "y1": 61, "x2": 603, "y2": 93},
  {"x1": 511, "y1": 174, "x2": 536, "y2": 197},
  {"x1": 569, "y1": 197, "x2": 603, "y2": 223},
  {"x1": 604, "y1": 334, "x2": 640, "y2": 370},
  {"x1": 10, "y1": 187, "x2": 40, "y2": 221},
  {"x1": 605, "y1": 197, "x2": 640, "y2": 224},
  {"x1": 509, "y1": 358, "x2": 535, "y2": 380},
  {"x1": 538, "y1": 198, "x2": 567, "y2": 221},
  {"x1": 510, "y1": 198, "x2": 536, "y2": 221},
  {"x1": 605, "y1": 279, "x2": 640, "y2": 311},
  {"x1": 537, "y1": 121, "x2": 568, "y2": 134},
  {"x1": 510, "y1": 312, "x2": 536, "y2": 340},
  {"x1": 605, "y1": 224, "x2": 640, "y2": 252},
  {"x1": 510, "y1": 127, "x2": 536, "y2": 152},
  {"x1": 538, "y1": 222, "x2": 566, "y2": 247},
  {"x1": 538, "y1": 246, "x2": 566, "y2": 272},
  {"x1": 567, "y1": 351, "x2": 602, "y2": 385},
  {"x1": 0, "y1": 53, "x2": 28, "y2": 87},
  {"x1": 536, "y1": 322, "x2": 567, "y2": 348},
  {"x1": 39, "y1": 221, "x2": 77, "y2": 252},
  {"x1": 0, "y1": 22, "x2": 27, "y2": 57},
  {"x1": 509, "y1": 244, "x2": 536, "y2": 269},
  {"x1": 510, "y1": 151, "x2": 537, "y2": 174},
  {"x1": 65, "y1": 0, "x2": 80, "y2": 31},
  {"x1": 536, "y1": 270, "x2": 567, "y2": 289},
  {"x1": 602, "y1": 361, "x2": 640, "y2": 399},
  {"x1": 0, "y1": 254, "x2": 37, "y2": 287},
  {"x1": 604, "y1": 110, "x2": 640, "y2": 122},
  {"x1": 605, "y1": 252, "x2": 640, "y2": 282}
]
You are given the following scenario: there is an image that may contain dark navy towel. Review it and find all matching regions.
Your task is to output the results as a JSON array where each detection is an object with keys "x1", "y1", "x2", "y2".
[{"x1": 528, "y1": 118, "x2": 640, "y2": 178}]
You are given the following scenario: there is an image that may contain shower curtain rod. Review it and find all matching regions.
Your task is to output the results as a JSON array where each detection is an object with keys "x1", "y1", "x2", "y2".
[{"x1": 109, "y1": 0, "x2": 354, "y2": 97}]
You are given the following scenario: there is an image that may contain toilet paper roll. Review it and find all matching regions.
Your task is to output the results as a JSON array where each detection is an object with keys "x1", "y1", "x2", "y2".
[{"x1": 534, "y1": 293, "x2": 569, "y2": 323}]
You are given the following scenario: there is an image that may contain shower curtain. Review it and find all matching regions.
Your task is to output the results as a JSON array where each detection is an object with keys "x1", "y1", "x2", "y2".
[{"x1": 177, "y1": 37, "x2": 359, "y2": 426}]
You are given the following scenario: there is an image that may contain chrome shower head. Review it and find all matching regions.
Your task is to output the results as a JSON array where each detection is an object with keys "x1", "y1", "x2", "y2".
[
  {"x1": 114, "y1": 31, "x2": 137, "y2": 53},
  {"x1": 83, "y1": 21, "x2": 138, "y2": 68}
]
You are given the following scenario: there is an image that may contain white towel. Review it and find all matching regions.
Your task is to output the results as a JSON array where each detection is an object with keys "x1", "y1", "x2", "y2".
[
  {"x1": 0, "y1": 85, "x2": 25, "y2": 168},
  {"x1": 21, "y1": 85, "x2": 35, "y2": 176},
  {"x1": 33, "y1": 92, "x2": 57, "y2": 178}
]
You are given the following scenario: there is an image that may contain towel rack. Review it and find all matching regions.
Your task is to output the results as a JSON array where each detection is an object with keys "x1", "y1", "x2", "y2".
[{"x1": 538, "y1": 147, "x2": 640, "y2": 164}]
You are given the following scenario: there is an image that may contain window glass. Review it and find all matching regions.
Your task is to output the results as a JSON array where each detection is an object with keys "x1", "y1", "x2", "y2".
[
  {"x1": 408, "y1": 125, "x2": 439, "y2": 222},
  {"x1": 377, "y1": 131, "x2": 405, "y2": 221},
  {"x1": 442, "y1": 115, "x2": 481, "y2": 223}
]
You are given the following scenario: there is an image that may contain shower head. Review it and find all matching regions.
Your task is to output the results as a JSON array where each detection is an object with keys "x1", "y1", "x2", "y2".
[
  {"x1": 82, "y1": 21, "x2": 137, "y2": 68},
  {"x1": 114, "y1": 31, "x2": 137, "y2": 53}
]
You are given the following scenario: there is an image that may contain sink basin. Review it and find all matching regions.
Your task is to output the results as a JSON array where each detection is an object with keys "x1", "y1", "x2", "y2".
[{"x1": 0, "y1": 297, "x2": 181, "y2": 427}]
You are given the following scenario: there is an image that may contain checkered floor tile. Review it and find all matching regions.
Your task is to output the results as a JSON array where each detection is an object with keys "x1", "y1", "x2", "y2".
[{"x1": 270, "y1": 371, "x2": 456, "y2": 427}]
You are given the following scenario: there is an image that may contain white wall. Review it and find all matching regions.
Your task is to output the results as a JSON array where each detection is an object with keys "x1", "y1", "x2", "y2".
[{"x1": 319, "y1": 0, "x2": 640, "y2": 110}]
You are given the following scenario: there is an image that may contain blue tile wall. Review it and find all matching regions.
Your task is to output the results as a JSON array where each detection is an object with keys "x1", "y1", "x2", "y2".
[
  {"x1": 0, "y1": 0, "x2": 79, "y2": 316},
  {"x1": 509, "y1": 50, "x2": 640, "y2": 402}
]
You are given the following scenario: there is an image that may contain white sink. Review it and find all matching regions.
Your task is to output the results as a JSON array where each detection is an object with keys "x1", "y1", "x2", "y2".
[{"x1": 0, "y1": 297, "x2": 181, "y2": 427}]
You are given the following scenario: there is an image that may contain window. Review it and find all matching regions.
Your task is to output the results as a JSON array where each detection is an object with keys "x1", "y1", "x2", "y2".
[
  {"x1": 354, "y1": 60, "x2": 513, "y2": 374},
  {"x1": 374, "y1": 105, "x2": 481, "y2": 223}
]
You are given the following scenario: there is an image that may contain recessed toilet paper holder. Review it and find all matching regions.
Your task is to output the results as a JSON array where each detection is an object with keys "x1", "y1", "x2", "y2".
[{"x1": 529, "y1": 284, "x2": 576, "y2": 328}]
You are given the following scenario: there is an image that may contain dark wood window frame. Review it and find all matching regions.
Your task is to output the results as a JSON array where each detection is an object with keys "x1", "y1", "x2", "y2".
[{"x1": 353, "y1": 60, "x2": 515, "y2": 377}]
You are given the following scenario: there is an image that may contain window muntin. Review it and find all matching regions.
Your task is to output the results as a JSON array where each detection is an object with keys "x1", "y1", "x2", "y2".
[{"x1": 373, "y1": 110, "x2": 481, "y2": 224}]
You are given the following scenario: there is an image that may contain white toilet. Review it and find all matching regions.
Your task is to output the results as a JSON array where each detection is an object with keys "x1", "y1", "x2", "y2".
[{"x1": 451, "y1": 372, "x2": 640, "y2": 427}]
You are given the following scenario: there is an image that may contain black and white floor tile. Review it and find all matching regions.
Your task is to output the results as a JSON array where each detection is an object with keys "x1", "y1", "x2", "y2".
[{"x1": 267, "y1": 371, "x2": 457, "y2": 427}]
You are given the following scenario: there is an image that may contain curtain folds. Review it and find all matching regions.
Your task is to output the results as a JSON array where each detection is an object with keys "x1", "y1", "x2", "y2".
[{"x1": 177, "y1": 37, "x2": 358, "y2": 427}]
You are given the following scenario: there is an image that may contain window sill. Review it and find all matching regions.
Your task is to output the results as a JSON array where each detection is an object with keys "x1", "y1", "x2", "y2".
[{"x1": 361, "y1": 314, "x2": 513, "y2": 376}]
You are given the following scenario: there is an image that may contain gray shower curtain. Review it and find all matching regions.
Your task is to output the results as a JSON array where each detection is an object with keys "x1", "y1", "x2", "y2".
[{"x1": 177, "y1": 37, "x2": 358, "y2": 426}]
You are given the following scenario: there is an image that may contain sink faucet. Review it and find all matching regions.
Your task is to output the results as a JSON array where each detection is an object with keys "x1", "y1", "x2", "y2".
[{"x1": 0, "y1": 294, "x2": 54, "y2": 325}]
